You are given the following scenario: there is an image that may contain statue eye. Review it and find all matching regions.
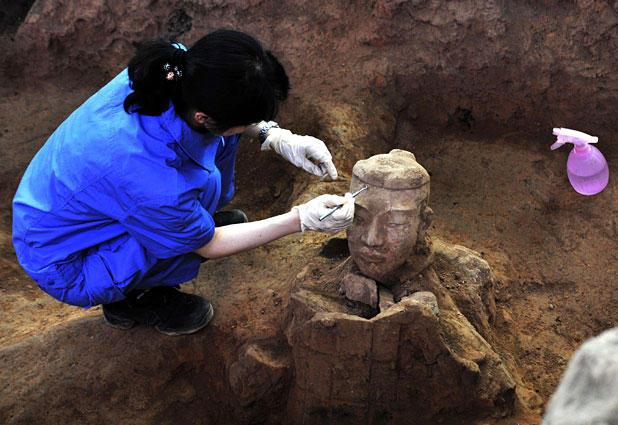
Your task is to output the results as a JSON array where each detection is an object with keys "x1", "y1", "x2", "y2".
[{"x1": 387, "y1": 222, "x2": 406, "y2": 228}]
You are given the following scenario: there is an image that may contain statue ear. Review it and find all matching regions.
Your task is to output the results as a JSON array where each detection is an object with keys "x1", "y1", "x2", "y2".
[{"x1": 417, "y1": 204, "x2": 433, "y2": 239}]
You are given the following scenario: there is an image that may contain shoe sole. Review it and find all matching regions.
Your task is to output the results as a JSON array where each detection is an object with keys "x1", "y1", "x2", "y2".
[
  {"x1": 103, "y1": 304, "x2": 214, "y2": 336},
  {"x1": 155, "y1": 303, "x2": 214, "y2": 336},
  {"x1": 103, "y1": 313, "x2": 136, "y2": 330}
]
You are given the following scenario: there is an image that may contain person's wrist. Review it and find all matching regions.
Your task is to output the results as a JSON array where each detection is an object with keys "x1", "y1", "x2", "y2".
[
  {"x1": 258, "y1": 121, "x2": 279, "y2": 143},
  {"x1": 264, "y1": 128, "x2": 278, "y2": 142},
  {"x1": 242, "y1": 121, "x2": 265, "y2": 139},
  {"x1": 290, "y1": 206, "x2": 305, "y2": 233}
]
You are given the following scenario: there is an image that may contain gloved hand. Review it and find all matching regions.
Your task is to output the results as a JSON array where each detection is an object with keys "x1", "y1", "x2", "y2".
[
  {"x1": 292, "y1": 193, "x2": 354, "y2": 234},
  {"x1": 262, "y1": 128, "x2": 338, "y2": 179}
]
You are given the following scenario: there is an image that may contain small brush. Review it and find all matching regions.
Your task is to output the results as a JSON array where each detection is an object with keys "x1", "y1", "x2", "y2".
[{"x1": 319, "y1": 185, "x2": 368, "y2": 221}]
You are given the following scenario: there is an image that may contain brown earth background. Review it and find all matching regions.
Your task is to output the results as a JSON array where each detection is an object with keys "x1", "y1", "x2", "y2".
[{"x1": 1, "y1": 0, "x2": 617, "y2": 424}]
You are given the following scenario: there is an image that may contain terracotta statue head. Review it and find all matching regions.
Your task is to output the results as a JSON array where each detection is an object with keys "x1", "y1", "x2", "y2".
[{"x1": 347, "y1": 149, "x2": 433, "y2": 283}]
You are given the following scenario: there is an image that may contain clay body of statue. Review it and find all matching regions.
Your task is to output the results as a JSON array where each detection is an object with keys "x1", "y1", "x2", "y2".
[{"x1": 231, "y1": 150, "x2": 516, "y2": 425}]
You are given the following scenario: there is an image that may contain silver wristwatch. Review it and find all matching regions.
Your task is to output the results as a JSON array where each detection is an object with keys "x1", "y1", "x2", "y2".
[{"x1": 258, "y1": 121, "x2": 279, "y2": 143}]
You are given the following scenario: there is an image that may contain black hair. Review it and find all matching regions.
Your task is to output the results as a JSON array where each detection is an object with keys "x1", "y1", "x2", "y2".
[{"x1": 123, "y1": 29, "x2": 290, "y2": 132}]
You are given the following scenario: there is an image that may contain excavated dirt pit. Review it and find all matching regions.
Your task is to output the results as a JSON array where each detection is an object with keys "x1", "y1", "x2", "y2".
[
  {"x1": 1, "y1": 1, "x2": 618, "y2": 424},
  {"x1": 1, "y1": 80, "x2": 616, "y2": 424}
]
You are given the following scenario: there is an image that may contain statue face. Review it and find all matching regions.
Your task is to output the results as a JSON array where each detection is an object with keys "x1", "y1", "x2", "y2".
[{"x1": 347, "y1": 184, "x2": 427, "y2": 282}]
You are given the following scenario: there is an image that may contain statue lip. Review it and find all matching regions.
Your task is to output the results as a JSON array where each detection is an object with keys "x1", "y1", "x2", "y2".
[{"x1": 355, "y1": 251, "x2": 385, "y2": 264}]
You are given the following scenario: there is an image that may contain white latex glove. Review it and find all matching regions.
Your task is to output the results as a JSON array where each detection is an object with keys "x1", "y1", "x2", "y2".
[
  {"x1": 292, "y1": 193, "x2": 354, "y2": 234},
  {"x1": 262, "y1": 128, "x2": 338, "y2": 179}
]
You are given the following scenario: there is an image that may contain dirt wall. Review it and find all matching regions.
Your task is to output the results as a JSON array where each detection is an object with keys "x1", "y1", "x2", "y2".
[{"x1": 3, "y1": 0, "x2": 618, "y2": 141}]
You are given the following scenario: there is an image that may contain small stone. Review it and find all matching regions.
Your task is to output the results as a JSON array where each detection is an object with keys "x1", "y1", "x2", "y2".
[
  {"x1": 374, "y1": 73, "x2": 387, "y2": 88},
  {"x1": 498, "y1": 308, "x2": 513, "y2": 325},
  {"x1": 340, "y1": 272, "x2": 378, "y2": 308},
  {"x1": 549, "y1": 304, "x2": 555, "y2": 310},
  {"x1": 407, "y1": 291, "x2": 440, "y2": 316}
]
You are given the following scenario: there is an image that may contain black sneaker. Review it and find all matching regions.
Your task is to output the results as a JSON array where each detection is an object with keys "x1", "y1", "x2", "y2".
[
  {"x1": 213, "y1": 209, "x2": 248, "y2": 227},
  {"x1": 102, "y1": 286, "x2": 214, "y2": 336}
]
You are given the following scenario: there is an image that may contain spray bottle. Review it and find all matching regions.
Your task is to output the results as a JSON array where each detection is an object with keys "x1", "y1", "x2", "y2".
[{"x1": 551, "y1": 128, "x2": 609, "y2": 195}]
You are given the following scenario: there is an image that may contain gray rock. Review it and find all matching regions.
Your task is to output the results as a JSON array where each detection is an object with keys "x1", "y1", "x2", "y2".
[
  {"x1": 543, "y1": 327, "x2": 618, "y2": 425},
  {"x1": 407, "y1": 291, "x2": 440, "y2": 317}
]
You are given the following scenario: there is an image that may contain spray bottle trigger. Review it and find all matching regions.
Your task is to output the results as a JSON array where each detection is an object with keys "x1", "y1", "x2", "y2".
[
  {"x1": 550, "y1": 141, "x2": 565, "y2": 150},
  {"x1": 552, "y1": 128, "x2": 598, "y2": 146}
]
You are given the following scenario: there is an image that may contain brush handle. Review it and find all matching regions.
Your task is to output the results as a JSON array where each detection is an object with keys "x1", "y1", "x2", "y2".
[{"x1": 318, "y1": 185, "x2": 367, "y2": 221}]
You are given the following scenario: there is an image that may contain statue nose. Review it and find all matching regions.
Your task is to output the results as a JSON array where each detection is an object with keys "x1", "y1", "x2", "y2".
[{"x1": 361, "y1": 219, "x2": 384, "y2": 247}]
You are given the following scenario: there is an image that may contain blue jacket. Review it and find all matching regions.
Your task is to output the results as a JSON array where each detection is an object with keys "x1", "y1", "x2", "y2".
[{"x1": 12, "y1": 69, "x2": 240, "y2": 307}]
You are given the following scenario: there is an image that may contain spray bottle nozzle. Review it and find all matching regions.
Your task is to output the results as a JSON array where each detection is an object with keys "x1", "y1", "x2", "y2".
[{"x1": 551, "y1": 128, "x2": 599, "y2": 151}]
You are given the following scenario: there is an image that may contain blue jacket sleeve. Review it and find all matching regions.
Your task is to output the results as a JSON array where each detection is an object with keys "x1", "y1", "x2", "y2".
[
  {"x1": 120, "y1": 192, "x2": 215, "y2": 259},
  {"x1": 215, "y1": 134, "x2": 241, "y2": 211}
]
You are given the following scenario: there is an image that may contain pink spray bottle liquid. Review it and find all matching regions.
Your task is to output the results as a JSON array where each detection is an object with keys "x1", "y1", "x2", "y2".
[{"x1": 551, "y1": 128, "x2": 609, "y2": 195}]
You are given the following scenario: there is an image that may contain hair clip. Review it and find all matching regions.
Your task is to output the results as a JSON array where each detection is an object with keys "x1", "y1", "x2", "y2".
[{"x1": 163, "y1": 63, "x2": 183, "y2": 81}]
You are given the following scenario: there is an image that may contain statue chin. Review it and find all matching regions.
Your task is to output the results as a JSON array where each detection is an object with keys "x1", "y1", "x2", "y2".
[{"x1": 354, "y1": 258, "x2": 406, "y2": 285}]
